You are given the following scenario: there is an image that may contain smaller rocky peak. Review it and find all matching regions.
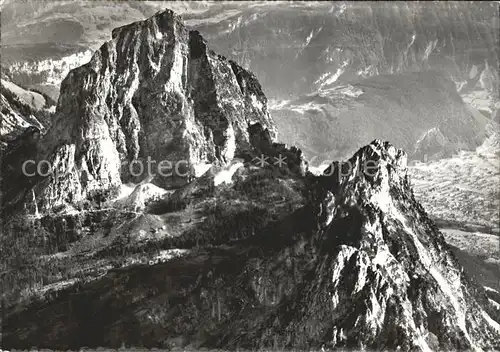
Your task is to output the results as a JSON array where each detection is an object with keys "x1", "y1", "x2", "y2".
[
  {"x1": 246, "y1": 122, "x2": 308, "y2": 176},
  {"x1": 359, "y1": 139, "x2": 408, "y2": 170},
  {"x1": 321, "y1": 139, "x2": 408, "y2": 190},
  {"x1": 313, "y1": 140, "x2": 410, "y2": 229},
  {"x1": 248, "y1": 122, "x2": 273, "y2": 152}
]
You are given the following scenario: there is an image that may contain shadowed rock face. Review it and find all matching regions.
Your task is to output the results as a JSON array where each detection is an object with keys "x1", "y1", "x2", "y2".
[
  {"x1": 4, "y1": 140, "x2": 499, "y2": 351},
  {"x1": 7, "y1": 9, "x2": 276, "y2": 211}
]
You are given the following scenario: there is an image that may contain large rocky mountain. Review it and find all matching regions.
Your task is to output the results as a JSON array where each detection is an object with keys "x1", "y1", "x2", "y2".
[
  {"x1": 1, "y1": 5, "x2": 499, "y2": 352},
  {"x1": 2, "y1": 9, "x2": 276, "y2": 213}
]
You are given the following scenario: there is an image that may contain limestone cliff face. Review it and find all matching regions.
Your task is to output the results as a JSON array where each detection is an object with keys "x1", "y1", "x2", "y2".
[{"x1": 22, "y1": 9, "x2": 276, "y2": 211}]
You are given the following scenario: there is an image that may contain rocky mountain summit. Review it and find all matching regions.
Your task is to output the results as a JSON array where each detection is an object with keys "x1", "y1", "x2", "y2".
[
  {"x1": 3, "y1": 140, "x2": 500, "y2": 350},
  {"x1": 3, "y1": 9, "x2": 277, "y2": 213}
]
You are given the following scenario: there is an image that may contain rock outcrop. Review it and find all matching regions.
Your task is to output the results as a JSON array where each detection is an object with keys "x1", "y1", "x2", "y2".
[
  {"x1": 411, "y1": 127, "x2": 461, "y2": 161},
  {"x1": 249, "y1": 122, "x2": 308, "y2": 176},
  {"x1": 8, "y1": 9, "x2": 276, "y2": 212},
  {"x1": 0, "y1": 77, "x2": 51, "y2": 149},
  {"x1": 4, "y1": 140, "x2": 499, "y2": 350}
]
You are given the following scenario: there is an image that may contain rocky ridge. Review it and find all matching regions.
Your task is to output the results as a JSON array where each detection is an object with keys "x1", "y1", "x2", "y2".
[
  {"x1": 3, "y1": 140, "x2": 500, "y2": 350},
  {"x1": 304, "y1": 140, "x2": 500, "y2": 350}
]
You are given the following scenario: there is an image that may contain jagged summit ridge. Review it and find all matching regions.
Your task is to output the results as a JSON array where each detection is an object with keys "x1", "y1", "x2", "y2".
[
  {"x1": 307, "y1": 140, "x2": 500, "y2": 350},
  {"x1": 16, "y1": 8, "x2": 277, "y2": 211},
  {"x1": 314, "y1": 140, "x2": 409, "y2": 227}
]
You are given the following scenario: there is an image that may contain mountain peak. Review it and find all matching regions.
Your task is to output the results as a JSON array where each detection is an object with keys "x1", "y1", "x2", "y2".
[
  {"x1": 308, "y1": 141, "x2": 500, "y2": 349},
  {"x1": 313, "y1": 140, "x2": 409, "y2": 230},
  {"x1": 111, "y1": 8, "x2": 183, "y2": 40},
  {"x1": 7, "y1": 8, "x2": 277, "y2": 212},
  {"x1": 320, "y1": 140, "x2": 407, "y2": 191}
]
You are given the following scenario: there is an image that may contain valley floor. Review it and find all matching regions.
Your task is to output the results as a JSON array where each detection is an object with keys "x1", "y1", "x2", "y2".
[
  {"x1": 409, "y1": 137, "x2": 500, "y2": 235},
  {"x1": 440, "y1": 228, "x2": 500, "y2": 292}
]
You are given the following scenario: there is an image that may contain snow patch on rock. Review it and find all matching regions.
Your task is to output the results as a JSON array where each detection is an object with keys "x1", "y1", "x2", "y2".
[
  {"x1": 214, "y1": 159, "x2": 244, "y2": 186},
  {"x1": 193, "y1": 162, "x2": 213, "y2": 177},
  {"x1": 118, "y1": 183, "x2": 170, "y2": 211}
]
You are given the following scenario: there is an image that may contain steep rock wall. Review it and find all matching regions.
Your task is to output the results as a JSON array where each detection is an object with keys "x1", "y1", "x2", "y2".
[{"x1": 16, "y1": 9, "x2": 276, "y2": 211}]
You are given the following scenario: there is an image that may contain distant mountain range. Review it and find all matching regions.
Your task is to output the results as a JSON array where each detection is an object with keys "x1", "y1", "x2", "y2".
[
  {"x1": 2, "y1": 1, "x2": 498, "y2": 101},
  {"x1": 1, "y1": 1, "x2": 498, "y2": 162},
  {"x1": 271, "y1": 70, "x2": 491, "y2": 163}
]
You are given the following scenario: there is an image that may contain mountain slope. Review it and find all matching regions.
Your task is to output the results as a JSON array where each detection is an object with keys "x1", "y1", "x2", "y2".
[
  {"x1": 0, "y1": 77, "x2": 55, "y2": 149},
  {"x1": 3, "y1": 140, "x2": 500, "y2": 350},
  {"x1": 271, "y1": 71, "x2": 489, "y2": 163}
]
